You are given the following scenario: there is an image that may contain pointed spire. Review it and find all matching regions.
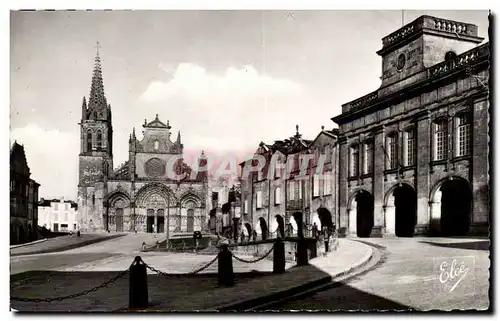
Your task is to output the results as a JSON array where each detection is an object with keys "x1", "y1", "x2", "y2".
[
  {"x1": 81, "y1": 96, "x2": 87, "y2": 120},
  {"x1": 321, "y1": 125, "x2": 325, "y2": 131},
  {"x1": 294, "y1": 124, "x2": 302, "y2": 138},
  {"x1": 132, "y1": 127, "x2": 136, "y2": 138},
  {"x1": 176, "y1": 130, "x2": 181, "y2": 144},
  {"x1": 88, "y1": 41, "x2": 107, "y2": 112},
  {"x1": 166, "y1": 120, "x2": 171, "y2": 129}
]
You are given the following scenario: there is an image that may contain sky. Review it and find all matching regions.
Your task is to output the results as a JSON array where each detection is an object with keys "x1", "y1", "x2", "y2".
[{"x1": 10, "y1": 10, "x2": 489, "y2": 200}]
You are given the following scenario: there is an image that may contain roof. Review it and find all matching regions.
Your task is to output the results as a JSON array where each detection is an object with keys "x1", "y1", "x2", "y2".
[{"x1": 39, "y1": 198, "x2": 78, "y2": 209}]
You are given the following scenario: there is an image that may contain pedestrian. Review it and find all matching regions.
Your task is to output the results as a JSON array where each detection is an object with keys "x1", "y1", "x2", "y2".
[{"x1": 77, "y1": 230, "x2": 81, "y2": 238}]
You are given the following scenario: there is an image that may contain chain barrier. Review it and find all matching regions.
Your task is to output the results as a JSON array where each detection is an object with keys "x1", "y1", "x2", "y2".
[
  {"x1": 142, "y1": 253, "x2": 220, "y2": 276},
  {"x1": 231, "y1": 245, "x2": 274, "y2": 264},
  {"x1": 11, "y1": 268, "x2": 130, "y2": 303}
]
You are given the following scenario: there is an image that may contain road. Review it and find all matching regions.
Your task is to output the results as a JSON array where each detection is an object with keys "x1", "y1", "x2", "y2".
[
  {"x1": 10, "y1": 233, "x2": 164, "y2": 275},
  {"x1": 276, "y1": 237, "x2": 490, "y2": 311}
]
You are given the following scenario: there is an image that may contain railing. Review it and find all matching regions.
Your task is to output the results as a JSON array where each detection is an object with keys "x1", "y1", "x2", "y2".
[{"x1": 343, "y1": 43, "x2": 489, "y2": 114}]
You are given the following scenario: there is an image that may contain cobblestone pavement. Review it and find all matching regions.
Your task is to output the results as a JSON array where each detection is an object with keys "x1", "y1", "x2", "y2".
[{"x1": 276, "y1": 237, "x2": 490, "y2": 311}]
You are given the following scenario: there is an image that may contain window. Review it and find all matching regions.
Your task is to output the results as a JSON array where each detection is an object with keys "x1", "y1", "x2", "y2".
[
  {"x1": 64, "y1": 212, "x2": 69, "y2": 222},
  {"x1": 313, "y1": 174, "x2": 320, "y2": 197},
  {"x1": 323, "y1": 172, "x2": 332, "y2": 195},
  {"x1": 324, "y1": 145, "x2": 331, "y2": 163},
  {"x1": 52, "y1": 212, "x2": 57, "y2": 222},
  {"x1": 275, "y1": 160, "x2": 282, "y2": 178},
  {"x1": 434, "y1": 120, "x2": 448, "y2": 161},
  {"x1": 256, "y1": 191, "x2": 263, "y2": 209},
  {"x1": 10, "y1": 181, "x2": 13, "y2": 192},
  {"x1": 456, "y1": 114, "x2": 471, "y2": 157},
  {"x1": 154, "y1": 140, "x2": 159, "y2": 150},
  {"x1": 349, "y1": 145, "x2": 359, "y2": 177},
  {"x1": 54, "y1": 203, "x2": 58, "y2": 211},
  {"x1": 53, "y1": 223, "x2": 59, "y2": 232},
  {"x1": 60, "y1": 224, "x2": 68, "y2": 231},
  {"x1": 363, "y1": 141, "x2": 373, "y2": 174},
  {"x1": 298, "y1": 180, "x2": 302, "y2": 199},
  {"x1": 387, "y1": 134, "x2": 398, "y2": 169},
  {"x1": 244, "y1": 200, "x2": 248, "y2": 214},
  {"x1": 405, "y1": 130, "x2": 415, "y2": 166},
  {"x1": 96, "y1": 130, "x2": 102, "y2": 150},
  {"x1": 86, "y1": 130, "x2": 93, "y2": 152},
  {"x1": 275, "y1": 187, "x2": 281, "y2": 205},
  {"x1": 289, "y1": 180, "x2": 295, "y2": 200},
  {"x1": 65, "y1": 203, "x2": 69, "y2": 210}
]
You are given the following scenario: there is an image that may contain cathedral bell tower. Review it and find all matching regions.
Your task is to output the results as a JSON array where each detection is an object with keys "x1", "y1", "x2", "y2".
[
  {"x1": 77, "y1": 42, "x2": 114, "y2": 231},
  {"x1": 78, "y1": 42, "x2": 114, "y2": 187}
]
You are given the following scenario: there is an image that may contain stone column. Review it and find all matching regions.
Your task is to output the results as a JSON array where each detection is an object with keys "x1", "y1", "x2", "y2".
[
  {"x1": 348, "y1": 204, "x2": 357, "y2": 236},
  {"x1": 372, "y1": 125, "x2": 385, "y2": 236},
  {"x1": 429, "y1": 190, "x2": 441, "y2": 235},
  {"x1": 338, "y1": 137, "x2": 349, "y2": 236},
  {"x1": 471, "y1": 98, "x2": 489, "y2": 234},
  {"x1": 384, "y1": 195, "x2": 396, "y2": 236},
  {"x1": 415, "y1": 110, "x2": 432, "y2": 235}
]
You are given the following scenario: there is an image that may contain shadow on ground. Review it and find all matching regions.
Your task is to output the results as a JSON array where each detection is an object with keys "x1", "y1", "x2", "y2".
[
  {"x1": 419, "y1": 240, "x2": 490, "y2": 251},
  {"x1": 10, "y1": 269, "x2": 275, "y2": 312},
  {"x1": 262, "y1": 281, "x2": 413, "y2": 312}
]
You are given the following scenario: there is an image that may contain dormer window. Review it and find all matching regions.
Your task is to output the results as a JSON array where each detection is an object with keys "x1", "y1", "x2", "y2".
[
  {"x1": 154, "y1": 140, "x2": 159, "y2": 150},
  {"x1": 445, "y1": 51, "x2": 457, "y2": 62}
]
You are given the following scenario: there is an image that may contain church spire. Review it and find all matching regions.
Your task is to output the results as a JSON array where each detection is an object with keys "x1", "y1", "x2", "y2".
[
  {"x1": 176, "y1": 130, "x2": 181, "y2": 144},
  {"x1": 81, "y1": 96, "x2": 87, "y2": 120},
  {"x1": 88, "y1": 41, "x2": 107, "y2": 112}
]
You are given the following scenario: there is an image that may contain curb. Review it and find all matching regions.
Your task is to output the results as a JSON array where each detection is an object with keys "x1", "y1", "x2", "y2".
[
  {"x1": 10, "y1": 238, "x2": 48, "y2": 249},
  {"x1": 216, "y1": 243, "x2": 376, "y2": 312}
]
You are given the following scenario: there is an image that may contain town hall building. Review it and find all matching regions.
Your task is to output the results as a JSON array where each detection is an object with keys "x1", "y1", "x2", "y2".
[
  {"x1": 77, "y1": 46, "x2": 209, "y2": 234},
  {"x1": 332, "y1": 15, "x2": 490, "y2": 237}
]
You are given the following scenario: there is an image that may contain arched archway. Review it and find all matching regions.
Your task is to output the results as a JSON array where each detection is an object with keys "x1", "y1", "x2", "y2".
[
  {"x1": 274, "y1": 215, "x2": 285, "y2": 238},
  {"x1": 348, "y1": 190, "x2": 374, "y2": 237},
  {"x1": 430, "y1": 177, "x2": 472, "y2": 236},
  {"x1": 317, "y1": 207, "x2": 333, "y2": 233},
  {"x1": 259, "y1": 217, "x2": 268, "y2": 240},
  {"x1": 244, "y1": 223, "x2": 252, "y2": 236},
  {"x1": 385, "y1": 184, "x2": 417, "y2": 237}
]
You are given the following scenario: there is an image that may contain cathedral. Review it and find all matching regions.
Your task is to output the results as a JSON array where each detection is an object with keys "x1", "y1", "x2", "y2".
[{"x1": 77, "y1": 46, "x2": 209, "y2": 234}]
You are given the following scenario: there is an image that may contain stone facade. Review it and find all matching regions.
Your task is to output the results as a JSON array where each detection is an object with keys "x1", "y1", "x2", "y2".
[
  {"x1": 77, "y1": 49, "x2": 209, "y2": 234},
  {"x1": 10, "y1": 142, "x2": 40, "y2": 245},
  {"x1": 332, "y1": 15, "x2": 490, "y2": 237},
  {"x1": 239, "y1": 126, "x2": 339, "y2": 239}
]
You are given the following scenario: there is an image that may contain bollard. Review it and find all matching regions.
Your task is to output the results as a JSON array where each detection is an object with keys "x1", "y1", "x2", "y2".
[
  {"x1": 273, "y1": 238, "x2": 286, "y2": 274},
  {"x1": 218, "y1": 244, "x2": 234, "y2": 287},
  {"x1": 129, "y1": 256, "x2": 148, "y2": 309},
  {"x1": 296, "y1": 240, "x2": 309, "y2": 266}
]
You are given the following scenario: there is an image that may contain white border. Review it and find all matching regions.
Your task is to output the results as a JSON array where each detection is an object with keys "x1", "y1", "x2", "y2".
[{"x1": 3, "y1": 1, "x2": 498, "y2": 320}]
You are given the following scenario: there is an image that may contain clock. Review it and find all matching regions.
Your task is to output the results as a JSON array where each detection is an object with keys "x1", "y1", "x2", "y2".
[{"x1": 396, "y1": 53, "x2": 406, "y2": 71}]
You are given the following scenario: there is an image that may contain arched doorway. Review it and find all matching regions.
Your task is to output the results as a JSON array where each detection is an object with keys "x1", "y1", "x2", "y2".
[
  {"x1": 349, "y1": 191, "x2": 374, "y2": 238},
  {"x1": 259, "y1": 217, "x2": 268, "y2": 240},
  {"x1": 292, "y1": 212, "x2": 304, "y2": 238},
  {"x1": 317, "y1": 207, "x2": 333, "y2": 233},
  {"x1": 385, "y1": 184, "x2": 417, "y2": 237},
  {"x1": 394, "y1": 185, "x2": 417, "y2": 237},
  {"x1": 186, "y1": 201, "x2": 195, "y2": 233},
  {"x1": 275, "y1": 215, "x2": 285, "y2": 238},
  {"x1": 431, "y1": 178, "x2": 472, "y2": 236},
  {"x1": 244, "y1": 223, "x2": 252, "y2": 237}
]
